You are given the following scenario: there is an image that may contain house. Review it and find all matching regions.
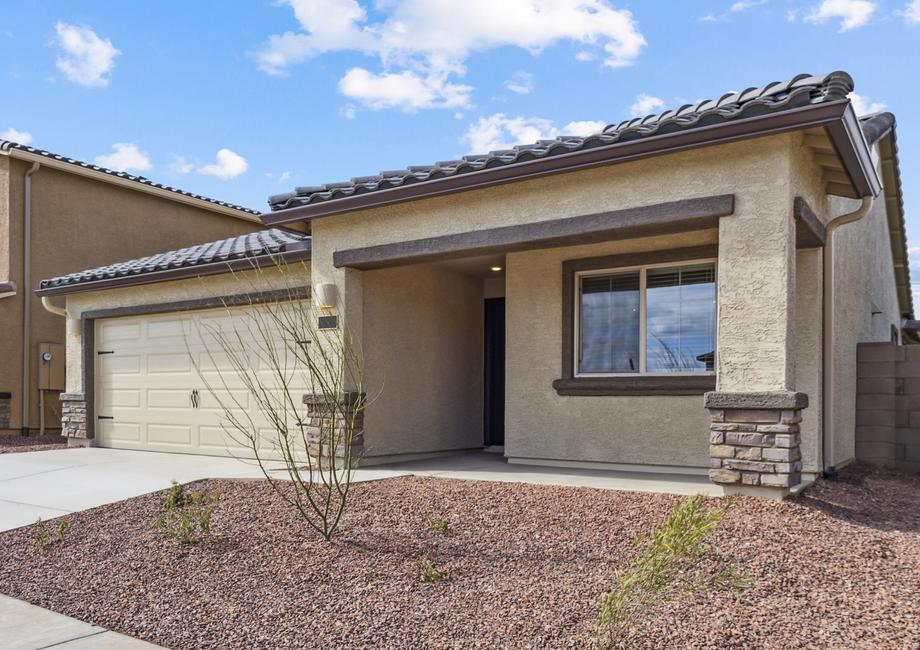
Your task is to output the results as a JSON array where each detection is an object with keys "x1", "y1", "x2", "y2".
[
  {"x1": 35, "y1": 71, "x2": 913, "y2": 497},
  {"x1": 0, "y1": 140, "x2": 267, "y2": 436}
]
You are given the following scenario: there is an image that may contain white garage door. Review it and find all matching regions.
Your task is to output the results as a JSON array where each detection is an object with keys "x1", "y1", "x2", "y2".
[{"x1": 94, "y1": 305, "x2": 309, "y2": 459}]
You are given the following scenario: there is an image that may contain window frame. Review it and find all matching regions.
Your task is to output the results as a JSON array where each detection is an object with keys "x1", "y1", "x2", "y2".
[
  {"x1": 552, "y1": 245, "x2": 719, "y2": 397},
  {"x1": 574, "y1": 258, "x2": 718, "y2": 378}
]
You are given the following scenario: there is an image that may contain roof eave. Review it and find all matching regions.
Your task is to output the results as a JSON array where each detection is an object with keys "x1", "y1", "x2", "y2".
[
  {"x1": 260, "y1": 99, "x2": 880, "y2": 227},
  {"x1": 34, "y1": 248, "x2": 312, "y2": 298},
  {"x1": 2, "y1": 146, "x2": 262, "y2": 223}
]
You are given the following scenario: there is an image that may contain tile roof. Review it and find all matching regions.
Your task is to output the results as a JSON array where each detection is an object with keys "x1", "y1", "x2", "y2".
[
  {"x1": 267, "y1": 71, "x2": 855, "y2": 212},
  {"x1": 38, "y1": 229, "x2": 310, "y2": 292},
  {"x1": 0, "y1": 140, "x2": 260, "y2": 215}
]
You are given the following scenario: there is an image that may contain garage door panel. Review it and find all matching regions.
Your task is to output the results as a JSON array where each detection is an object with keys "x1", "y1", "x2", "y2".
[
  {"x1": 147, "y1": 424, "x2": 193, "y2": 447},
  {"x1": 99, "y1": 420, "x2": 143, "y2": 444},
  {"x1": 99, "y1": 321, "x2": 142, "y2": 343},
  {"x1": 147, "y1": 389, "x2": 194, "y2": 409},
  {"x1": 199, "y1": 425, "x2": 251, "y2": 453},
  {"x1": 198, "y1": 389, "x2": 251, "y2": 411},
  {"x1": 146, "y1": 318, "x2": 192, "y2": 340},
  {"x1": 146, "y1": 353, "x2": 192, "y2": 374},
  {"x1": 99, "y1": 354, "x2": 142, "y2": 376},
  {"x1": 100, "y1": 388, "x2": 141, "y2": 409}
]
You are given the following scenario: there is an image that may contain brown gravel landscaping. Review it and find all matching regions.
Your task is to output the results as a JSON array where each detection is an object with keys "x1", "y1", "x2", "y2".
[
  {"x1": 1, "y1": 464, "x2": 919, "y2": 649},
  {"x1": 0, "y1": 434, "x2": 68, "y2": 454}
]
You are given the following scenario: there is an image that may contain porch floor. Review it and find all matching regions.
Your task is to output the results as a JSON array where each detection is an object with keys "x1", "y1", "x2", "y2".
[{"x1": 376, "y1": 451, "x2": 722, "y2": 496}]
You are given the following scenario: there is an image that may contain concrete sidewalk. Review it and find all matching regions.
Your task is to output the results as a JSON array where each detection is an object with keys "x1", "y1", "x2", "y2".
[{"x1": 0, "y1": 594, "x2": 164, "y2": 649}]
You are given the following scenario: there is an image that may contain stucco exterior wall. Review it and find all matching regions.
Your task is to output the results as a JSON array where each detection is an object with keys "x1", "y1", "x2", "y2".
[
  {"x1": 829, "y1": 176, "x2": 901, "y2": 466},
  {"x1": 506, "y1": 230, "x2": 718, "y2": 469},
  {"x1": 64, "y1": 265, "x2": 309, "y2": 396},
  {"x1": 0, "y1": 157, "x2": 261, "y2": 432},
  {"x1": 361, "y1": 264, "x2": 484, "y2": 458}
]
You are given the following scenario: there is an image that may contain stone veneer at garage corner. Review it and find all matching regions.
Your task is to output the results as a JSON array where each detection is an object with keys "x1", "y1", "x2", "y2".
[
  {"x1": 60, "y1": 393, "x2": 88, "y2": 440},
  {"x1": 705, "y1": 391, "x2": 807, "y2": 491},
  {"x1": 303, "y1": 392, "x2": 366, "y2": 461}
]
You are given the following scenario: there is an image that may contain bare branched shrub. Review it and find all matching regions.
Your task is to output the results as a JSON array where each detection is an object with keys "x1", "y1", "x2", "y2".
[
  {"x1": 597, "y1": 494, "x2": 748, "y2": 648},
  {"x1": 189, "y1": 258, "x2": 372, "y2": 541}
]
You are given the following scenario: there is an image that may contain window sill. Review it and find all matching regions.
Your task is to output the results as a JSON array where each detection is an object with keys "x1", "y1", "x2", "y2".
[{"x1": 552, "y1": 375, "x2": 716, "y2": 396}]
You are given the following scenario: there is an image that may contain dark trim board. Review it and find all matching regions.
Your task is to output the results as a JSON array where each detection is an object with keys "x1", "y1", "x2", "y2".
[
  {"x1": 557, "y1": 245, "x2": 719, "y2": 397},
  {"x1": 553, "y1": 376, "x2": 716, "y2": 396},
  {"x1": 264, "y1": 100, "x2": 876, "y2": 226},
  {"x1": 334, "y1": 195, "x2": 734, "y2": 269},
  {"x1": 793, "y1": 197, "x2": 826, "y2": 248},
  {"x1": 81, "y1": 287, "x2": 309, "y2": 439}
]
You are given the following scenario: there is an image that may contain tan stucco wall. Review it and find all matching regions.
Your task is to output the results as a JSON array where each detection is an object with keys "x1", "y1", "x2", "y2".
[
  {"x1": 506, "y1": 230, "x2": 718, "y2": 468},
  {"x1": 362, "y1": 264, "x2": 484, "y2": 458},
  {"x1": 829, "y1": 176, "x2": 901, "y2": 466},
  {"x1": 0, "y1": 157, "x2": 261, "y2": 432}
]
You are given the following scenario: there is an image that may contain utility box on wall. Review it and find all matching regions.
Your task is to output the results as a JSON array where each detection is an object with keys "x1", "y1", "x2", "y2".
[{"x1": 38, "y1": 343, "x2": 65, "y2": 391}]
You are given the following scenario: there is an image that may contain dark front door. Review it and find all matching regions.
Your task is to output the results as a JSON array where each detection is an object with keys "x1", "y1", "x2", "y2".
[{"x1": 483, "y1": 298, "x2": 505, "y2": 447}]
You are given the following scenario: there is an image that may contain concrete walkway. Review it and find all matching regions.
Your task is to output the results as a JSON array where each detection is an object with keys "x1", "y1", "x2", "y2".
[
  {"x1": 0, "y1": 594, "x2": 164, "y2": 649},
  {"x1": 382, "y1": 451, "x2": 721, "y2": 495}
]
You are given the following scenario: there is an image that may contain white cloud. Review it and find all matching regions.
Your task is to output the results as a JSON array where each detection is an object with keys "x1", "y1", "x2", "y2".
[
  {"x1": 629, "y1": 93, "x2": 666, "y2": 117},
  {"x1": 198, "y1": 148, "x2": 248, "y2": 180},
  {"x1": 94, "y1": 143, "x2": 151, "y2": 173},
  {"x1": 1, "y1": 127, "x2": 32, "y2": 145},
  {"x1": 276, "y1": 171, "x2": 292, "y2": 185},
  {"x1": 167, "y1": 155, "x2": 195, "y2": 175},
  {"x1": 54, "y1": 22, "x2": 120, "y2": 87},
  {"x1": 338, "y1": 67, "x2": 472, "y2": 111},
  {"x1": 848, "y1": 92, "x2": 887, "y2": 115},
  {"x1": 730, "y1": 0, "x2": 767, "y2": 11},
  {"x1": 257, "y1": 0, "x2": 646, "y2": 111},
  {"x1": 339, "y1": 105, "x2": 358, "y2": 119},
  {"x1": 903, "y1": 0, "x2": 920, "y2": 22},
  {"x1": 462, "y1": 113, "x2": 604, "y2": 153},
  {"x1": 505, "y1": 70, "x2": 534, "y2": 95},
  {"x1": 804, "y1": 0, "x2": 876, "y2": 30},
  {"x1": 575, "y1": 50, "x2": 595, "y2": 61}
]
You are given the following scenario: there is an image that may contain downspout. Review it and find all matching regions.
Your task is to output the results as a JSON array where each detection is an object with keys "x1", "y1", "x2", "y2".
[
  {"x1": 20, "y1": 161, "x2": 40, "y2": 436},
  {"x1": 822, "y1": 194, "x2": 874, "y2": 478}
]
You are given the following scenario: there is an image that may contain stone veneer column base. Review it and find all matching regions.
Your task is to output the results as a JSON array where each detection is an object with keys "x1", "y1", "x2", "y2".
[
  {"x1": 60, "y1": 393, "x2": 88, "y2": 440},
  {"x1": 705, "y1": 391, "x2": 807, "y2": 494},
  {"x1": 303, "y1": 392, "x2": 365, "y2": 462},
  {"x1": 0, "y1": 391, "x2": 11, "y2": 430}
]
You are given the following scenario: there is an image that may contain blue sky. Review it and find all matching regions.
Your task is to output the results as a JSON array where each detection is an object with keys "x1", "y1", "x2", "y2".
[{"x1": 1, "y1": 0, "x2": 918, "y2": 268}]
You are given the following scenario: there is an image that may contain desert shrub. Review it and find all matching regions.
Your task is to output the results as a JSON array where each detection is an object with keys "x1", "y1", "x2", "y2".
[
  {"x1": 57, "y1": 517, "x2": 70, "y2": 542},
  {"x1": 428, "y1": 516, "x2": 450, "y2": 535},
  {"x1": 597, "y1": 494, "x2": 749, "y2": 647},
  {"x1": 34, "y1": 518, "x2": 49, "y2": 549},
  {"x1": 153, "y1": 480, "x2": 219, "y2": 544},
  {"x1": 415, "y1": 557, "x2": 446, "y2": 583}
]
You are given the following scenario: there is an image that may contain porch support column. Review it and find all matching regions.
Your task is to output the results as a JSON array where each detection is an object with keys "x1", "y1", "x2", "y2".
[{"x1": 709, "y1": 187, "x2": 805, "y2": 496}]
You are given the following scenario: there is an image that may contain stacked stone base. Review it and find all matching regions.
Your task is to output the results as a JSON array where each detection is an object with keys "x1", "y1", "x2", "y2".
[
  {"x1": 60, "y1": 393, "x2": 88, "y2": 439},
  {"x1": 303, "y1": 392, "x2": 365, "y2": 462},
  {"x1": 706, "y1": 391, "x2": 806, "y2": 490}
]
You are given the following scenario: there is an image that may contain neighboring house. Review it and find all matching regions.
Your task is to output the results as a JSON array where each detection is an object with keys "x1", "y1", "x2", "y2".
[
  {"x1": 36, "y1": 71, "x2": 913, "y2": 498},
  {"x1": 0, "y1": 141, "x2": 267, "y2": 436}
]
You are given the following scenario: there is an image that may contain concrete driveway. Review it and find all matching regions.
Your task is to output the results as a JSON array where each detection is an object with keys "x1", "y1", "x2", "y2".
[{"x1": 0, "y1": 447, "x2": 410, "y2": 533}]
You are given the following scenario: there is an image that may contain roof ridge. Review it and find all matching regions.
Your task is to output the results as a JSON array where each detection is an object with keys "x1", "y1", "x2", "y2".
[
  {"x1": 266, "y1": 70, "x2": 856, "y2": 213},
  {"x1": 0, "y1": 140, "x2": 260, "y2": 215}
]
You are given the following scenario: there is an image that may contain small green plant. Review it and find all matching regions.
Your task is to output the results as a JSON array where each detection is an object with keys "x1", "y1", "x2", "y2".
[
  {"x1": 35, "y1": 518, "x2": 49, "y2": 549},
  {"x1": 153, "y1": 480, "x2": 219, "y2": 544},
  {"x1": 428, "y1": 516, "x2": 450, "y2": 535},
  {"x1": 597, "y1": 494, "x2": 747, "y2": 647},
  {"x1": 415, "y1": 557, "x2": 446, "y2": 583},
  {"x1": 57, "y1": 517, "x2": 70, "y2": 542}
]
